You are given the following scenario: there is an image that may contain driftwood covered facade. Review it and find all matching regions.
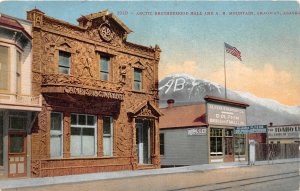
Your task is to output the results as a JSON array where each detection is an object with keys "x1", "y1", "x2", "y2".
[{"x1": 27, "y1": 9, "x2": 161, "y2": 177}]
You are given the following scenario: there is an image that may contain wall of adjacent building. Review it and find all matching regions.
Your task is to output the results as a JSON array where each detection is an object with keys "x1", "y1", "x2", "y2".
[{"x1": 160, "y1": 127, "x2": 208, "y2": 166}]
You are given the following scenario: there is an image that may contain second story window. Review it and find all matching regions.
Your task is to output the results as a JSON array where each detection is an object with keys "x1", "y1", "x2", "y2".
[
  {"x1": 16, "y1": 51, "x2": 22, "y2": 94},
  {"x1": 100, "y1": 55, "x2": 110, "y2": 81},
  {"x1": 134, "y1": 68, "x2": 142, "y2": 91},
  {"x1": 0, "y1": 45, "x2": 9, "y2": 90},
  {"x1": 59, "y1": 51, "x2": 71, "y2": 75}
]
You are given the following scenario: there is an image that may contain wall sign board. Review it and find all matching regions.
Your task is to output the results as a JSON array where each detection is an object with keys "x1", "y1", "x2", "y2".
[
  {"x1": 235, "y1": 125, "x2": 267, "y2": 134},
  {"x1": 268, "y1": 125, "x2": 300, "y2": 139},
  {"x1": 207, "y1": 103, "x2": 246, "y2": 126},
  {"x1": 187, "y1": 127, "x2": 207, "y2": 136}
]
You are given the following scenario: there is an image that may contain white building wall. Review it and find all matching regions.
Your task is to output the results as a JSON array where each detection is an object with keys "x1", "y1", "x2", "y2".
[
  {"x1": 21, "y1": 38, "x2": 32, "y2": 96},
  {"x1": 0, "y1": 15, "x2": 40, "y2": 109}
]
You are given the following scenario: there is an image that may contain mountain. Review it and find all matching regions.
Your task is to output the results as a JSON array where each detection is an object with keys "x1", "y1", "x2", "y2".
[{"x1": 159, "y1": 74, "x2": 300, "y2": 126}]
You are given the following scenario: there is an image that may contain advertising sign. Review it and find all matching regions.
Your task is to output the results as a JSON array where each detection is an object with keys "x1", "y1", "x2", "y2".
[
  {"x1": 187, "y1": 127, "x2": 207, "y2": 136},
  {"x1": 268, "y1": 125, "x2": 300, "y2": 139},
  {"x1": 207, "y1": 103, "x2": 246, "y2": 126},
  {"x1": 235, "y1": 125, "x2": 267, "y2": 134}
]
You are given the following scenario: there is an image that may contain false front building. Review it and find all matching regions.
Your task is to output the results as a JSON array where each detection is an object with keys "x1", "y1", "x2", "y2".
[
  {"x1": 160, "y1": 96, "x2": 249, "y2": 166},
  {"x1": 27, "y1": 9, "x2": 161, "y2": 177}
]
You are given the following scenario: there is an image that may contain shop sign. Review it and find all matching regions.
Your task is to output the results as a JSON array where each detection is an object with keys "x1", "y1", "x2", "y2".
[
  {"x1": 235, "y1": 125, "x2": 267, "y2": 134},
  {"x1": 207, "y1": 103, "x2": 246, "y2": 126},
  {"x1": 187, "y1": 127, "x2": 207, "y2": 136},
  {"x1": 268, "y1": 125, "x2": 300, "y2": 139}
]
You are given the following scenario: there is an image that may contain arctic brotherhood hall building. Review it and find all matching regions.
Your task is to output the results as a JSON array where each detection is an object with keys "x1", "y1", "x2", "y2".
[{"x1": 19, "y1": 9, "x2": 161, "y2": 178}]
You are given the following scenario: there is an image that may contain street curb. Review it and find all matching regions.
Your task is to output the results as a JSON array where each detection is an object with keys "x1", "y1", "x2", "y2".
[{"x1": 0, "y1": 158, "x2": 299, "y2": 189}]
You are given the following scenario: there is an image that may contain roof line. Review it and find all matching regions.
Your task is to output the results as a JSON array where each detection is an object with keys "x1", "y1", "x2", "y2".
[{"x1": 0, "y1": 12, "x2": 32, "y2": 24}]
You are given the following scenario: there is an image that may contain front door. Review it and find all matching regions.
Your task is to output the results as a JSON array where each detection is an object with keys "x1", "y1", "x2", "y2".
[
  {"x1": 136, "y1": 119, "x2": 151, "y2": 164},
  {"x1": 8, "y1": 112, "x2": 28, "y2": 178},
  {"x1": 8, "y1": 133, "x2": 27, "y2": 177},
  {"x1": 224, "y1": 129, "x2": 234, "y2": 162}
]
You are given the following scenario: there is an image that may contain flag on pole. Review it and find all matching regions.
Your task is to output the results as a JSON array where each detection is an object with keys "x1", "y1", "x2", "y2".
[{"x1": 224, "y1": 43, "x2": 242, "y2": 61}]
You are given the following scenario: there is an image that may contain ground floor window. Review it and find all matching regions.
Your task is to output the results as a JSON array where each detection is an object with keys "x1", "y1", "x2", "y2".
[
  {"x1": 103, "y1": 116, "x2": 113, "y2": 156},
  {"x1": 136, "y1": 119, "x2": 153, "y2": 164},
  {"x1": 9, "y1": 112, "x2": 27, "y2": 130},
  {"x1": 210, "y1": 128, "x2": 223, "y2": 156},
  {"x1": 71, "y1": 114, "x2": 97, "y2": 157},
  {"x1": 50, "y1": 112, "x2": 63, "y2": 158},
  {"x1": 234, "y1": 134, "x2": 246, "y2": 155},
  {"x1": 160, "y1": 133, "x2": 164, "y2": 156}
]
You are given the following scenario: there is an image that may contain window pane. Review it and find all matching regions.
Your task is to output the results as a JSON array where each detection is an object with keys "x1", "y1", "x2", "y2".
[
  {"x1": 71, "y1": 127, "x2": 81, "y2": 135},
  {"x1": 71, "y1": 127, "x2": 81, "y2": 157},
  {"x1": 51, "y1": 113, "x2": 62, "y2": 131},
  {"x1": 78, "y1": 115, "x2": 86, "y2": 125},
  {"x1": 134, "y1": 69, "x2": 141, "y2": 81},
  {"x1": 82, "y1": 128, "x2": 95, "y2": 156},
  {"x1": 87, "y1": 116, "x2": 95, "y2": 126},
  {"x1": 59, "y1": 51, "x2": 70, "y2": 67},
  {"x1": 103, "y1": 137, "x2": 111, "y2": 156},
  {"x1": 50, "y1": 135, "x2": 62, "y2": 158},
  {"x1": 100, "y1": 57, "x2": 109, "y2": 72},
  {"x1": 70, "y1": 114, "x2": 97, "y2": 157},
  {"x1": 100, "y1": 72, "x2": 109, "y2": 81},
  {"x1": 16, "y1": 51, "x2": 22, "y2": 94},
  {"x1": 160, "y1": 133, "x2": 164, "y2": 155},
  {"x1": 235, "y1": 136, "x2": 246, "y2": 155},
  {"x1": 134, "y1": 81, "x2": 141, "y2": 91},
  {"x1": 0, "y1": 46, "x2": 9, "y2": 89},
  {"x1": 71, "y1": 114, "x2": 77, "y2": 125},
  {"x1": 216, "y1": 137, "x2": 223, "y2": 155},
  {"x1": 59, "y1": 67, "x2": 69, "y2": 75},
  {"x1": 210, "y1": 137, "x2": 216, "y2": 155},
  {"x1": 225, "y1": 129, "x2": 233, "y2": 137},
  {"x1": 103, "y1": 117, "x2": 111, "y2": 135},
  {"x1": 10, "y1": 116, "x2": 26, "y2": 130},
  {"x1": 10, "y1": 135, "x2": 24, "y2": 153},
  {"x1": 83, "y1": 128, "x2": 94, "y2": 136}
]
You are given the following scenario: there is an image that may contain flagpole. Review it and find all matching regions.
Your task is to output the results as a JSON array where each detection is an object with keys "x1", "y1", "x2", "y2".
[{"x1": 224, "y1": 43, "x2": 227, "y2": 99}]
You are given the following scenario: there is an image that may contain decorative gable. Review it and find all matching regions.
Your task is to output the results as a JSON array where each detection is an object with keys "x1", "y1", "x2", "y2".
[
  {"x1": 77, "y1": 10, "x2": 132, "y2": 43},
  {"x1": 131, "y1": 61, "x2": 147, "y2": 70},
  {"x1": 128, "y1": 101, "x2": 162, "y2": 118}
]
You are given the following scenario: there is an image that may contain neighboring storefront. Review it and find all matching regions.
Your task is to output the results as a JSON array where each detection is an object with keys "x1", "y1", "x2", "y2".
[
  {"x1": 0, "y1": 14, "x2": 42, "y2": 178},
  {"x1": 27, "y1": 9, "x2": 161, "y2": 177},
  {"x1": 160, "y1": 96, "x2": 249, "y2": 166},
  {"x1": 268, "y1": 124, "x2": 300, "y2": 144},
  {"x1": 206, "y1": 96, "x2": 249, "y2": 163}
]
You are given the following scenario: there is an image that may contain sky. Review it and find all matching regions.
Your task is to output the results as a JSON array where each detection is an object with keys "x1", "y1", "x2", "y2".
[{"x1": 0, "y1": 1, "x2": 299, "y2": 106}]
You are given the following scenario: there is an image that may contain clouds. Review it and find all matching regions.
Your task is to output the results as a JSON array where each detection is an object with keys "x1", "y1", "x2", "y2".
[{"x1": 159, "y1": 61, "x2": 300, "y2": 106}]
